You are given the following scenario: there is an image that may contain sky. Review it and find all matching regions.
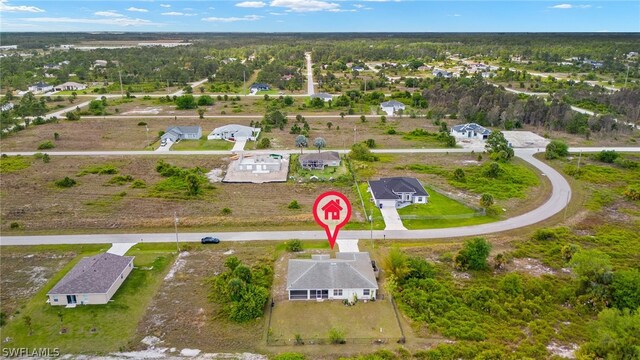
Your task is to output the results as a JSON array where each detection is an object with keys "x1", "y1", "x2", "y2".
[{"x1": 1, "y1": 0, "x2": 639, "y2": 33}]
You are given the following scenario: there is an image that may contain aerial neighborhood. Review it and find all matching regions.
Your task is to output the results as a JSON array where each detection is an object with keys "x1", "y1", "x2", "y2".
[{"x1": 0, "y1": 26, "x2": 638, "y2": 360}]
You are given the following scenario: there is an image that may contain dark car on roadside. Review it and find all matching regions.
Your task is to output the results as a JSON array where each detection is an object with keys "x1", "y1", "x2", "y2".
[{"x1": 201, "y1": 237, "x2": 220, "y2": 244}]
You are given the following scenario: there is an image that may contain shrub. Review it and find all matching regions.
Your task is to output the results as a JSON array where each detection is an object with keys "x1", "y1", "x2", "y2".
[
  {"x1": 623, "y1": 186, "x2": 640, "y2": 201},
  {"x1": 108, "y1": 175, "x2": 134, "y2": 185},
  {"x1": 455, "y1": 237, "x2": 491, "y2": 271},
  {"x1": 273, "y1": 353, "x2": 305, "y2": 360},
  {"x1": 37, "y1": 141, "x2": 54, "y2": 150},
  {"x1": 532, "y1": 228, "x2": 559, "y2": 241},
  {"x1": 480, "y1": 193, "x2": 494, "y2": 208},
  {"x1": 130, "y1": 179, "x2": 147, "y2": 189},
  {"x1": 453, "y1": 168, "x2": 466, "y2": 182},
  {"x1": 328, "y1": 327, "x2": 346, "y2": 344},
  {"x1": 594, "y1": 150, "x2": 620, "y2": 163},
  {"x1": 288, "y1": 200, "x2": 300, "y2": 209},
  {"x1": 137, "y1": 121, "x2": 147, "y2": 126},
  {"x1": 545, "y1": 140, "x2": 569, "y2": 159},
  {"x1": 55, "y1": 177, "x2": 77, "y2": 188},
  {"x1": 364, "y1": 138, "x2": 377, "y2": 148},
  {"x1": 10, "y1": 222, "x2": 20, "y2": 229},
  {"x1": 221, "y1": 207, "x2": 232, "y2": 215},
  {"x1": 285, "y1": 239, "x2": 303, "y2": 252},
  {"x1": 386, "y1": 128, "x2": 397, "y2": 135},
  {"x1": 257, "y1": 137, "x2": 271, "y2": 149},
  {"x1": 349, "y1": 143, "x2": 378, "y2": 162},
  {"x1": 614, "y1": 158, "x2": 638, "y2": 169}
]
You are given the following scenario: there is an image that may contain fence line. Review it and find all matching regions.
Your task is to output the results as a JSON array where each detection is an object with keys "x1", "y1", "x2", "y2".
[{"x1": 267, "y1": 336, "x2": 402, "y2": 346}]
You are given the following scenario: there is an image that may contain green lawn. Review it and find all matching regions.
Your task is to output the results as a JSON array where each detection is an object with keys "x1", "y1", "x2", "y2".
[
  {"x1": 397, "y1": 188, "x2": 495, "y2": 229},
  {"x1": 269, "y1": 300, "x2": 402, "y2": 345},
  {"x1": 170, "y1": 138, "x2": 233, "y2": 151},
  {"x1": 0, "y1": 244, "x2": 175, "y2": 354},
  {"x1": 344, "y1": 183, "x2": 385, "y2": 231}
]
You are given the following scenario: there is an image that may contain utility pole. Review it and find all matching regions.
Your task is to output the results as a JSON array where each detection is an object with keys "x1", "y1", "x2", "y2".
[
  {"x1": 118, "y1": 70, "x2": 124, "y2": 99},
  {"x1": 145, "y1": 125, "x2": 149, "y2": 148},
  {"x1": 243, "y1": 70, "x2": 246, "y2": 96},
  {"x1": 624, "y1": 64, "x2": 630, "y2": 89},
  {"x1": 174, "y1": 211, "x2": 180, "y2": 253},
  {"x1": 353, "y1": 126, "x2": 357, "y2": 145},
  {"x1": 577, "y1": 150, "x2": 582, "y2": 172},
  {"x1": 369, "y1": 202, "x2": 373, "y2": 249}
]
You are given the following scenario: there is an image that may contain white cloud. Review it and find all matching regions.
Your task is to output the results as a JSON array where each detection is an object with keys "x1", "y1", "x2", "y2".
[
  {"x1": 0, "y1": 0, "x2": 44, "y2": 12},
  {"x1": 269, "y1": 12, "x2": 287, "y2": 15},
  {"x1": 353, "y1": 4, "x2": 365, "y2": 8},
  {"x1": 127, "y1": 7, "x2": 148, "y2": 12},
  {"x1": 270, "y1": 0, "x2": 340, "y2": 12},
  {"x1": 160, "y1": 4, "x2": 171, "y2": 8},
  {"x1": 549, "y1": 3, "x2": 592, "y2": 9},
  {"x1": 94, "y1": 11, "x2": 124, "y2": 17},
  {"x1": 22, "y1": 16, "x2": 161, "y2": 27},
  {"x1": 236, "y1": 1, "x2": 266, "y2": 8},
  {"x1": 202, "y1": 14, "x2": 263, "y2": 22},
  {"x1": 161, "y1": 11, "x2": 196, "y2": 16}
]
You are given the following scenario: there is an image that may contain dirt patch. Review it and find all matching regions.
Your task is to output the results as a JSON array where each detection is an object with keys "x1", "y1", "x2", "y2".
[
  {"x1": 510, "y1": 258, "x2": 557, "y2": 277},
  {"x1": 0, "y1": 251, "x2": 76, "y2": 316},
  {"x1": 122, "y1": 107, "x2": 162, "y2": 115},
  {"x1": 546, "y1": 342, "x2": 578, "y2": 359}
]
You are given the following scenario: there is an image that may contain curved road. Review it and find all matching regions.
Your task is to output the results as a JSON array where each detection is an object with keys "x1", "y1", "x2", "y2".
[{"x1": 2, "y1": 147, "x2": 638, "y2": 246}]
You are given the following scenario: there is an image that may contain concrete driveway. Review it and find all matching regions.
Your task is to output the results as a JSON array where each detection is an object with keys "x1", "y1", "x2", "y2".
[
  {"x1": 155, "y1": 139, "x2": 174, "y2": 152},
  {"x1": 231, "y1": 138, "x2": 247, "y2": 152},
  {"x1": 379, "y1": 202, "x2": 407, "y2": 230}
]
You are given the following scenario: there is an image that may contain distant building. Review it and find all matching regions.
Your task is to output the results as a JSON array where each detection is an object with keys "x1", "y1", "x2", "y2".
[
  {"x1": 94, "y1": 60, "x2": 108, "y2": 67},
  {"x1": 161, "y1": 126, "x2": 202, "y2": 143},
  {"x1": 207, "y1": 124, "x2": 260, "y2": 141},
  {"x1": 249, "y1": 83, "x2": 270, "y2": 93},
  {"x1": 352, "y1": 66, "x2": 365, "y2": 72},
  {"x1": 54, "y1": 82, "x2": 87, "y2": 91},
  {"x1": 380, "y1": 100, "x2": 406, "y2": 116},
  {"x1": 310, "y1": 92, "x2": 333, "y2": 102},
  {"x1": 47, "y1": 253, "x2": 134, "y2": 306},
  {"x1": 451, "y1": 123, "x2": 492, "y2": 140},
  {"x1": 28, "y1": 82, "x2": 53, "y2": 93},
  {"x1": 1, "y1": 103, "x2": 14, "y2": 112},
  {"x1": 368, "y1": 177, "x2": 429, "y2": 209},
  {"x1": 0, "y1": 45, "x2": 18, "y2": 51},
  {"x1": 236, "y1": 153, "x2": 282, "y2": 173},
  {"x1": 432, "y1": 69, "x2": 452, "y2": 78},
  {"x1": 287, "y1": 253, "x2": 378, "y2": 301},
  {"x1": 299, "y1": 151, "x2": 341, "y2": 170}
]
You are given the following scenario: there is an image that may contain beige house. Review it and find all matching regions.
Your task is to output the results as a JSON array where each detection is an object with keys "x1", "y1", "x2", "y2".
[{"x1": 47, "y1": 253, "x2": 134, "y2": 306}]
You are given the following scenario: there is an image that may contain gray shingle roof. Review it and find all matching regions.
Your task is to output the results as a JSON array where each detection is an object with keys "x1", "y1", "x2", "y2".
[
  {"x1": 212, "y1": 124, "x2": 256, "y2": 138},
  {"x1": 380, "y1": 100, "x2": 405, "y2": 108},
  {"x1": 311, "y1": 93, "x2": 333, "y2": 99},
  {"x1": 299, "y1": 151, "x2": 340, "y2": 163},
  {"x1": 48, "y1": 253, "x2": 134, "y2": 295},
  {"x1": 287, "y1": 252, "x2": 378, "y2": 290},
  {"x1": 368, "y1": 177, "x2": 429, "y2": 200},
  {"x1": 452, "y1": 123, "x2": 492, "y2": 135}
]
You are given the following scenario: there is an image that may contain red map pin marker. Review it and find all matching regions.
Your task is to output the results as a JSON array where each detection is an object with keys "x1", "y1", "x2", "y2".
[{"x1": 313, "y1": 191, "x2": 352, "y2": 249}]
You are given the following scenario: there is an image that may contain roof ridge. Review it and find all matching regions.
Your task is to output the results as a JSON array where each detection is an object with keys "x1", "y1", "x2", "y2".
[{"x1": 288, "y1": 261, "x2": 318, "y2": 289}]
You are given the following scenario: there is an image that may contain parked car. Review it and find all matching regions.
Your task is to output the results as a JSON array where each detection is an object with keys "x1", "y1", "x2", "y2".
[{"x1": 201, "y1": 237, "x2": 220, "y2": 244}]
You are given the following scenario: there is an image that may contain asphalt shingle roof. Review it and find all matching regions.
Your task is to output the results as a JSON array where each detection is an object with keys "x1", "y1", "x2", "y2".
[
  {"x1": 48, "y1": 253, "x2": 134, "y2": 295},
  {"x1": 299, "y1": 151, "x2": 340, "y2": 163},
  {"x1": 452, "y1": 123, "x2": 492, "y2": 135},
  {"x1": 368, "y1": 177, "x2": 428, "y2": 200},
  {"x1": 380, "y1": 100, "x2": 405, "y2": 108},
  {"x1": 287, "y1": 252, "x2": 378, "y2": 290}
]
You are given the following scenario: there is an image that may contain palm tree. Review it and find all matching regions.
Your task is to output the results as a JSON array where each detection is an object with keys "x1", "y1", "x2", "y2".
[
  {"x1": 295, "y1": 135, "x2": 308, "y2": 154},
  {"x1": 314, "y1": 137, "x2": 326, "y2": 153}
]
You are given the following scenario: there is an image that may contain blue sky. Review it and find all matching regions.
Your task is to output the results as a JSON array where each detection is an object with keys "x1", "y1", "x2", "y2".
[{"x1": 1, "y1": 0, "x2": 639, "y2": 32}]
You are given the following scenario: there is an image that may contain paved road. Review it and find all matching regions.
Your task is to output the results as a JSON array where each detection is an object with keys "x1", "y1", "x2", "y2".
[
  {"x1": 305, "y1": 52, "x2": 314, "y2": 95},
  {"x1": 2, "y1": 147, "x2": 638, "y2": 246},
  {"x1": 170, "y1": 78, "x2": 209, "y2": 97}
]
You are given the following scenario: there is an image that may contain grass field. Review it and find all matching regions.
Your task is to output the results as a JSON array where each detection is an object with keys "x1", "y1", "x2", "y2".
[
  {"x1": 170, "y1": 138, "x2": 233, "y2": 151},
  {"x1": 0, "y1": 244, "x2": 175, "y2": 354}
]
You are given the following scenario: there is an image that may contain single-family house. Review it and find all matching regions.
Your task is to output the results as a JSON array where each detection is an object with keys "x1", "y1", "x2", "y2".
[
  {"x1": 47, "y1": 252, "x2": 134, "y2": 306},
  {"x1": 249, "y1": 83, "x2": 270, "y2": 93},
  {"x1": 432, "y1": 69, "x2": 452, "y2": 78},
  {"x1": 161, "y1": 126, "x2": 202, "y2": 143},
  {"x1": 236, "y1": 153, "x2": 283, "y2": 173},
  {"x1": 380, "y1": 100, "x2": 406, "y2": 116},
  {"x1": 54, "y1": 82, "x2": 87, "y2": 91},
  {"x1": 368, "y1": 177, "x2": 429, "y2": 209},
  {"x1": 28, "y1": 82, "x2": 53, "y2": 93},
  {"x1": 287, "y1": 252, "x2": 378, "y2": 301},
  {"x1": 94, "y1": 60, "x2": 108, "y2": 67},
  {"x1": 207, "y1": 124, "x2": 260, "y2": 141},
  {"x1": 451, "y1": 123, "x2": 492, "y2": 140},
  {"x1": 43, "y1": 63, "x2": 61, "y2": 70},
  {"x1": 352, "y1": 66, "x2": 365, "y2": 72},
  {"x1": 310, "y1": 92, "x2": 333, "y2": 102},
  {"x1": 299, "y1": 151, "x2": 341, "y2": 170},
  {"x1": 1, "y1": 102, "x2": 14, "y2": 112}
]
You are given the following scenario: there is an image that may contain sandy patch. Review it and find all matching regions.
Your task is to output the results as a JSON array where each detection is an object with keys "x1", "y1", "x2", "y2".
[
  {"x1": 547, "y1": 342, "x2": 578, "y2": 359},
  {"x1": 164, "y1": 252, "x2": 189, "y2": 281},
  {"x1": 511, "y1": 258, "x2": 556, "y2": 277},
  {"x1": 123, "y1": 107, "x2": 162, "y2": 115},
  {"x1": 206, "y1": 168, "x2": 225, "y2": 183}
]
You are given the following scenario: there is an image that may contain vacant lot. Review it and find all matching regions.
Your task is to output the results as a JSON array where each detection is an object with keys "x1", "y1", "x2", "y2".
[
  {"x1": 134, "y1": 241, "x2": 276, "y2": 352},
  {"x1": 0, "y1": 155, "x2": 364, "y2": 233},
  {"x1": 0, "y1": 244, "x2": 103, "y2": 318},
  {"x1": 0, "y1": 243, "x2": 174, "y2": 354}
]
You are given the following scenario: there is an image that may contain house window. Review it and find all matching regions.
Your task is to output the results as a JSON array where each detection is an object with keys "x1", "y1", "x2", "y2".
[
  {"x1": 290, "y1": 290, "x2": 308, "y2": 300},
  {"x1": 333, "y1": 289, "x2": 342, "y2": 296},
  {"x1": 363, "y1": 289, "x2": 370, "y2": 296},
  {"x1": 53, "y1": 297, "x2": 58, "y2": 302}
]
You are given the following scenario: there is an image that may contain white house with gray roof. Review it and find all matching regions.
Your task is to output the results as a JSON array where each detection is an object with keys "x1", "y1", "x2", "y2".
[
  {"x1": 451, "y1": 123, "x2": 492, "y2": 140},
  {"x1": 310, "y1": 92, "x2": 333, "y2": 102},
  {"x1": 368, "y1": 177, "x2": 429, "y2": 209},
  {"x1": 287, "y1": 252, "x2": 378, "y2": 301},
  {"x1": 207, "y1": 124, "x2": 260, "y2": 141},
  {"x1": 161, "y1": 126, "x2": 202, "y2": 143},
  {"x1": 380, "y1": 100, "x2": 406, "y2": 116},
  {"x1": 47, "y1": 252, "x2": 134, "y2": 306}
]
